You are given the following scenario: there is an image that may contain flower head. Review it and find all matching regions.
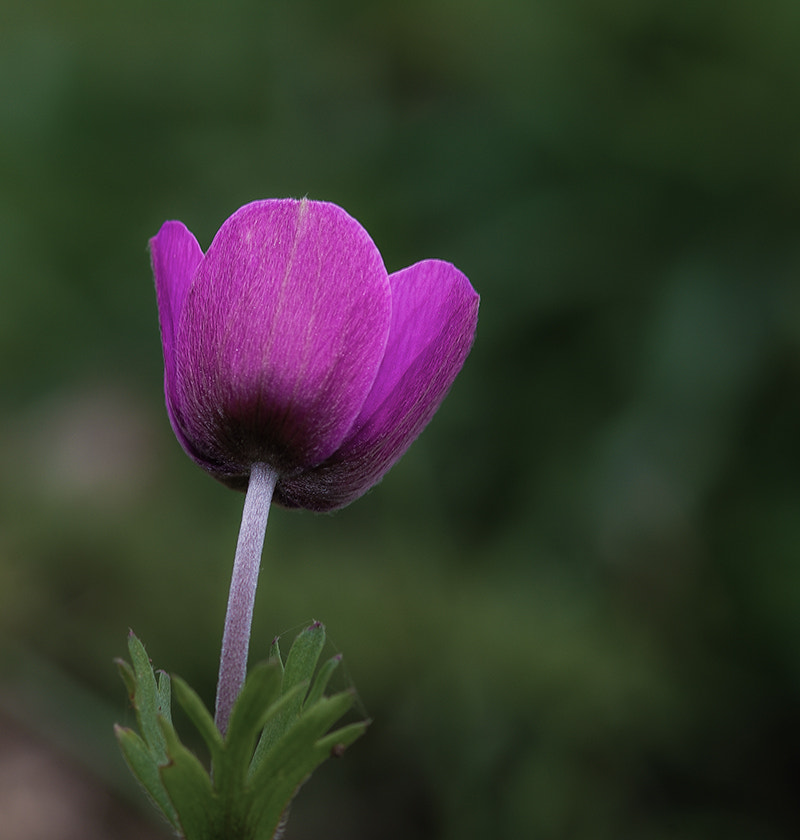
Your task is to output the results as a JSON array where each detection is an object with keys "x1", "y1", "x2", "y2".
[{"x1": 150, "y1": 198, "x2": 478, "y2": 511}]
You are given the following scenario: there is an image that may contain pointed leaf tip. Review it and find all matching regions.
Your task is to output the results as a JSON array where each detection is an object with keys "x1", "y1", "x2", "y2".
[{"x1": 115, "y1": 658, "x2": 137, "y2": 700}]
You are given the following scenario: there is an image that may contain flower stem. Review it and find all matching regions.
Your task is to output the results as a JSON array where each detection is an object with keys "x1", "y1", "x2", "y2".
[{"x1": 215, "y1": 462, "x2": 279, "y2": 736}]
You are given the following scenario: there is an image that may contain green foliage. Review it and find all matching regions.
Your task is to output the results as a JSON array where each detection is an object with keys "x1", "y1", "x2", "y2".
[{"x1": 115, "y1": 626, "x2": 368, "y2": 840}]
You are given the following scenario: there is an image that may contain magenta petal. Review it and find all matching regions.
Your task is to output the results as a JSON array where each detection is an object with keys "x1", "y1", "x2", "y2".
[
  {"x1": 150, "y1": 221, "x2": 205, "y2": 459},
  {"x1": 150, "y1": 221, "x2": 204, "y2": 391},
  {"x1": 276, "y1": 259, "x2": 479, "y2": 510},
  {"x1": 173, "y1": 199, "x2": 392, "y2": 482}
]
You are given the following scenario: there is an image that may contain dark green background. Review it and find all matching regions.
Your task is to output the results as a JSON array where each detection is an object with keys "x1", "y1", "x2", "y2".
[{"x1": 2, "y1": 1, "x2": 800, "y2": 838}]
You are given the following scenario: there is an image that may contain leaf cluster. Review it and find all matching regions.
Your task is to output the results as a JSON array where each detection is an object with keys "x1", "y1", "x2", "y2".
[{"x1": 114, "y1": 623, "x2": 368, "y2": 840}]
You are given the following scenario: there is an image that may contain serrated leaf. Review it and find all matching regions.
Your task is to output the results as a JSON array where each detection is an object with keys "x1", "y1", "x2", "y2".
[
  {"x1": 250, "y1": 693, "x2": 357, "y2": 795},
  {"x1": 158, "y1": 717, "x2": 221, "y2": 840},
  {"x1": 171, "y1": 675, "x2": 224, "y2": 771},
  {"x1": 282, "y1": 622, "x2": 325, "y2": 698},
  {"x1": 115, "y1": 658, "x2": 137, "y2": 700},
  {"x1": 268, "y1": 636, "x2": 283, "y2": 671},
  {"x1": 304, "y1": 654, "x2": 342, "y2": 710},
  {"x1": 217, "y1": 662, "x2": 282, "y2": 798},
  {"x1": 225, "y1": 663, "x2": 282, "y2": 746},
  {"x1": 315, "y1": 719, "x2": 370, "y2": 758},
  {"x1": 116, "y1": 628, "x2": 367, "y2": 840},
  {"x1": 245, "y1": 692, "x2": 361, "y2": 838},
  {"x1": 248, "y1": 682, "x2": 309, "y2": 776},
  {"x1": 156, "y1": 671, "x2": 173, "y2": 727},
  {"x1": 249, "y1": 624, "x2": 326, "y2": 775},
  {"x1": 115, "y1": 725, "x2": 179, "y2": 829},
  {"x1": 127, "y1": 633, "x2": 168, "y2": 764}
]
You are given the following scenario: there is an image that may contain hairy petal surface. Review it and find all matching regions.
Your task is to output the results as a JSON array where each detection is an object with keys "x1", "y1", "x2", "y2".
[
  {"x1": 172, "y1": 200, "x2": 392, "y2": 484},
  {"x1": 276, "y1": 259, "x2": 479, "y2": 510}
]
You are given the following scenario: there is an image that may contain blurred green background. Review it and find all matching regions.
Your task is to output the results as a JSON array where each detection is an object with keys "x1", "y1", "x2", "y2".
[{"x1": 2, "y1": 1, "x2": 800, "y2": 838}]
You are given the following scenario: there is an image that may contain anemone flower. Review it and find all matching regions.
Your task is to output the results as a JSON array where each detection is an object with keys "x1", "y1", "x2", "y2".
[{"x1": 150, "y1": 198, "x2": 479, "y2": 732}]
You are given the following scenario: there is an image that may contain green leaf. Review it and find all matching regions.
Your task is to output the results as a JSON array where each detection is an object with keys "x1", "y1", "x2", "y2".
[
  {"x1": 282, "y1": 622, "x2": 325, "y2": 698},
  {"x1": 248, "y1": 681, "x2": 310, "y2": 776},
  {"x1": 218, "y1": 662, "x2": 281, "y2": 796},
  {"x1": 250, "y1": 691, "x2": 357, "y2": 798},
  {"x1": 268, "y1": 635, "x2": 284, "y2": 672},
  {"x1": 116, "y1": 629, "x2": 368, "y2": 840},
  {"x1": 115, "y1": 657, "x2": 136, "y2": 700},
  {"x1": 285, "y1": 690, "x2": 358, "y2": 752},
  {"x1": 315, "y1": 719, "x2": 371, "y2": 757},
  {"x1": 115, "y1": 724, "x2": 179, "y2": 829},
  {"x1": 158, "y1": 717, "x2": 221, "y2": 840},
  {"x1": 304, "y1": 654, "x2": 342, "y2": 710},
  {"x1": 156, "y1": 670, "x2": 173, "y2": 727},
  {"x1": 245, "y1": 691, "x2": 362, "y2": 838},
  {"x1": 171, "y1": 674, "x2": 224, "y2": 771},
  {"x1": 127, "y1": 632, "x2": 168, "y2": 764},
  {"x1": 249, "y1": 623, "x2": 326, "y2": 773}
]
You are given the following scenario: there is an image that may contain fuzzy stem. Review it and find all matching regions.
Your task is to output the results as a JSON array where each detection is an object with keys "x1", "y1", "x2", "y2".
[{"x1": 215, "y1": 462, "x2": 279, "y2": 736}]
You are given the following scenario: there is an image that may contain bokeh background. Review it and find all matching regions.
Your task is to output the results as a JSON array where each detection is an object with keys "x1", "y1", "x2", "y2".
[{"x1": 2, "y1": 1, "x2": 800, "y2": 838}]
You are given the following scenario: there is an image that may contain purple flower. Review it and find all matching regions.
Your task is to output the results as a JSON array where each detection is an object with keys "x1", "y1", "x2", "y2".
[{"x1": 150, "y1": 198, "x2": 479, "y2": 511}]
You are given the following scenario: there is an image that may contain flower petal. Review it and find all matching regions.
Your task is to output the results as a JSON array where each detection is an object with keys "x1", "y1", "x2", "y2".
[
  {"x1": 149, "y1": 221, "x2": 206, "y2": 461},
  {"x1": 150, "y1": 221, "x2": 204, "y2": 390},
  {"x1": 173, "y1": 199, "x2": 392, "y2": 483},
  {"x1": 276, "y1": 259, "x2": 479, "y2": 510}
]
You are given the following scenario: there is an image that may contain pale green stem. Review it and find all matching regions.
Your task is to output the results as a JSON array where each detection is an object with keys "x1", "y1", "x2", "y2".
[{"x1": 214, "y1": 462, "x2": 279, "y2": 736}]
